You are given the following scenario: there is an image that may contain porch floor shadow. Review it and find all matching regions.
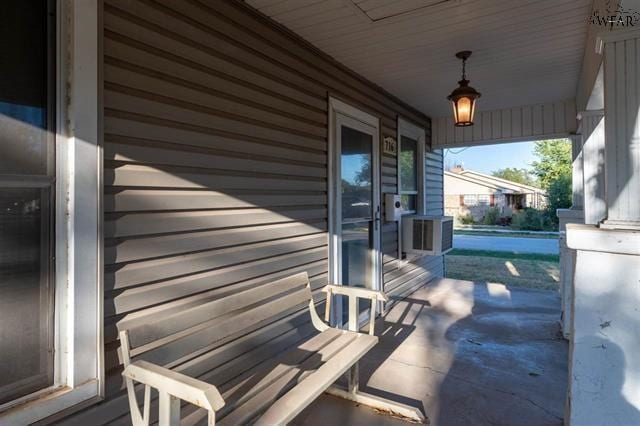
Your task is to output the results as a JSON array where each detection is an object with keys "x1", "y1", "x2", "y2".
[{"x1": 294, "y1": 278, "x2": 568, "y2": 426}]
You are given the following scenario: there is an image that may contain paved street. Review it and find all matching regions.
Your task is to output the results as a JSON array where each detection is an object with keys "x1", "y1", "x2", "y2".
[{"x1": 454, "y1": 234, "x2": 559, "y2": 254}]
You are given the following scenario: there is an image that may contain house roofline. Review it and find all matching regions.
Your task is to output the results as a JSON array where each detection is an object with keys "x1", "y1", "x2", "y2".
[
  {"x1": 459, "y1": 170, "x2": 544, "y2": 193},
  {"x1": 444, "y1": 170, "x2": 515, "y2": 193}
]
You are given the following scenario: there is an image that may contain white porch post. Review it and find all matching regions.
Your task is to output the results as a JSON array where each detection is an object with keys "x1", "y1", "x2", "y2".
[
  {"x1": 557, "y1": 135, "x2": 584, "y2": 339},
  {"x1": 570, "y1": 135, "x2": 584, "y2": 210},
  {"x1": 599, "y1": 29, "x2": 640, "y2": 229},
  {"x1": 566, "y1": 29, "x2": 640, "y2": 426},
  {"x1": 580, "y1": 111, "x2": 606, "y2": 225}
]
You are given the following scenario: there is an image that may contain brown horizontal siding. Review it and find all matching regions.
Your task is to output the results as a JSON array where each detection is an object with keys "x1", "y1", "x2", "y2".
[
  {"x1": 64, "y1": 0, "x2": 437, "y2": 422},
  {"x1": 383, "y1": 133, "x2": 444, "y2": 300}
]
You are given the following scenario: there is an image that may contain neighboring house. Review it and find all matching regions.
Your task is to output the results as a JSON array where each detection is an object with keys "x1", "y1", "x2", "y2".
[{"x1": 444, "y1": 166, "x2": 547, "y2": 222}]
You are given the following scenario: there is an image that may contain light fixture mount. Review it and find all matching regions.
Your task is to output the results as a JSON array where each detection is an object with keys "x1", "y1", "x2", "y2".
[
  {"x1": 448, "y1": 50, "x2": 481, "y2": 127},
  {"x1": 455, "y1": 50, "x2": 472, "y2": 61}
]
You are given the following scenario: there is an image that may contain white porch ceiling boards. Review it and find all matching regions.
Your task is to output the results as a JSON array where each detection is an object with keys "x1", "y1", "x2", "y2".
[{"x1": 245, "y1": 0, "x2": 593, "y2": 118}]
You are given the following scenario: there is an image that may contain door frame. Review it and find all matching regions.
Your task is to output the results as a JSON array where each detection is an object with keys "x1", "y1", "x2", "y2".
[{"x1": 328, "y1": 97, "x2": 382, "y2": 325}]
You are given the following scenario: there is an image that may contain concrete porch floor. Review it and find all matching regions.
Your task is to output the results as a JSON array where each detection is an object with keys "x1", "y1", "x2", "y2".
[{"x1": 296, "y1": 278, "x2": 568, "y2": 426}]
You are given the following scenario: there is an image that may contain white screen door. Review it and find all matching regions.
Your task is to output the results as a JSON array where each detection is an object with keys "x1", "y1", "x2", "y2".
[{"x1": 330, "y1": 103, "x2": 381, "y2": 325}]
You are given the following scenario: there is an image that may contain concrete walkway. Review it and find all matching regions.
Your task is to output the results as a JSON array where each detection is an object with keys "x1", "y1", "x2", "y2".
[
  {"x1": 454, "y1": 235, "x2": 559, "y2": 254},
  {"x1": 297, "y1": 279, "x2": 568, "y2": 426}
]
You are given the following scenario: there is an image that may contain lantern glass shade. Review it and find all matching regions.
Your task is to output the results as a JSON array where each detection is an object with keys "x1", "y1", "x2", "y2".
[{"x1": 451, "y1": 95, "x2": 475, "y2": 127}]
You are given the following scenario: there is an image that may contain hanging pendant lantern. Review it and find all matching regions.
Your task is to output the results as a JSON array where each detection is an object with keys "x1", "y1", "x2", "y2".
[{"x1": 448, "y1": 51, "x2": 481, "y2": 127}]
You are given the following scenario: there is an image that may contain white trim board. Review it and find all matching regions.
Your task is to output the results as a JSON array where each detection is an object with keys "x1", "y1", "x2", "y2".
[
  {"x1": 327, "y1": 97, "x2": 382, "y2": 326},
  {"x1": 0, "y1": 1, "x2": 103, "y2": 423},
  {"x1": 432, "y1": 99, "x2": 577, "y2": 149},
  {"x1": 396, "y1": 117, "x2": 426, "y2": 260}
]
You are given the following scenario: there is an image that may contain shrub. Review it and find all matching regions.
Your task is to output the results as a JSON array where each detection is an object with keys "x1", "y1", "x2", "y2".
[
  {"x1": 458, "y1": 213, "x2": 475, "y2": 225},
  {"x1": 482, "y1": 207, "x2": 501, "y2": 225},
  {"x1": 544, "y1": 173, "x2": 572, "y2": 227},
  {"x1": 511, "y1": 208, "x2": 545, "y2": 231}
]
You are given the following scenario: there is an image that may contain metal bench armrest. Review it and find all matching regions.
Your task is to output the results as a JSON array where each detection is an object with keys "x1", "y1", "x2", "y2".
[
  {"x1": 123, "y1": 360, "x2": 224, "y2": 425},
  {"x1": 321, "y1": 285, "x2": 388, "y2": 335}
]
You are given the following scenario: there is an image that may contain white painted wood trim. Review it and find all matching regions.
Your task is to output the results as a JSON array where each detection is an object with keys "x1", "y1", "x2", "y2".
[
  {"x1": 595, "y1": 28, "x2": 640, "y2": 53},
  {"x1": 328, "y1": 97, "x2": 382, "y2": 325},
  {"x1": 329, "y1": 97, "x2": 379, "y2": 127},
  {"x1": 566, "y1": 224, "x2": 640, "y2": 255},
  {"x1": 397, "y1": 117, "x2": 427, "y2": 261},
  {"x1": 598, "y1": 30, "x2": 640, "y2": 227},
  {"x1": 432, "y1": 99, "x2": 577, "y2": 148},
  {"x1": 0, "y1": 381, "x2": 99, "y2": 425},
  {"x1": 578, "y1": 111, "x2": 606, "y2": 225},
  {"x1": 0, "y1": 1, "x2": 103, "y2": 422}
]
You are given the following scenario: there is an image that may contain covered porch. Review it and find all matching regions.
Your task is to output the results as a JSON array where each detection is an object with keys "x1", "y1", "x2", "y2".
[{"x1": 1, "y1": 0, "x2": 639, "y2": 424}]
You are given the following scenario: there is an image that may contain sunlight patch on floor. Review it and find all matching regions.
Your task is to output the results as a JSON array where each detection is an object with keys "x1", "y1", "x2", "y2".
[{"x1": 505, "y1": 260, "x2": 521, "y2": 277}]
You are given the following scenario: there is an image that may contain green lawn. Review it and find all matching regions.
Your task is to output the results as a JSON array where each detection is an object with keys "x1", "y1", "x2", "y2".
[
  {"x1": 445, "y1": 249, "x2": 560, "y2": 291},
  {"x1": 453, "y1": 229, "x2": 559, "y2": 239}
]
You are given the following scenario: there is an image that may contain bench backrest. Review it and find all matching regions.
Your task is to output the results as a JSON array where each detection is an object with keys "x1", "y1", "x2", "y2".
[{"x1": 120, "y1": 272, "x2": 313, "y2": 368}]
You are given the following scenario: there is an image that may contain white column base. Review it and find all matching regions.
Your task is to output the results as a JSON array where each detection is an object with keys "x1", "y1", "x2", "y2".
[
  {"x1": 600, "y1": 219, "x2": 640, "y2": 231},
  {"x1": 565, "y1": 224, "x2": 640, "y2": 426}
]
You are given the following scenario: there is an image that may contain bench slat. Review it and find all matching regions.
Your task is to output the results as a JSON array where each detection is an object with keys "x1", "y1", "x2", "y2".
[
  {"x1": 217, "y1": 331, "x2": 366, "y2": 426},
  {"x1": 128, "y1": 272, "x2": 310, "y2": 349},
  {"x1": 181, "y1": 328, "x2": 344, "y2": 425},
  {"x1": 131, "y1": 286, "x2": 312, "y2": 367},
  {"x1": 254, "y1": 333, "x2": 378, "y2": 425},
  {"x1": 217, "y1": 329, "x2": 345, "y2": 414}
]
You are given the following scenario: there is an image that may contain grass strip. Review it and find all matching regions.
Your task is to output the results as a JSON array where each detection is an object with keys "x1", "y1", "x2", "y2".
[
  {"x1": 453, "y1": 230, "x2": 558, "y2": 239},
  {"x1": 448, "y1": 248, "x2": 559, "y2": 263}
]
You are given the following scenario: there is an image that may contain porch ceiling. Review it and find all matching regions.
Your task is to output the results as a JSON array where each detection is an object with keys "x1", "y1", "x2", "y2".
[{"x1": 245, "y1": 0, "x2": 593, "y2": 118}]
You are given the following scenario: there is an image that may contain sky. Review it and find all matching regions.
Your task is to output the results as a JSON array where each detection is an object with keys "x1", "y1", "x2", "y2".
[{"x1": 444, "y1": 141, "x2": 538, "y2": 174}]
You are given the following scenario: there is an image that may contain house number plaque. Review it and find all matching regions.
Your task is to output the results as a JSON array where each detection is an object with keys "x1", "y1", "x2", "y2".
[{"x1": 383, "y1": 136, "x2": 397, "y2": 155}]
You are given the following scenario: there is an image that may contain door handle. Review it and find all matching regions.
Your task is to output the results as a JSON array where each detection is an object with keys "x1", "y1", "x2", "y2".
[{"x1": 374, "y1": 206, "x2": 381, "y2": 230}]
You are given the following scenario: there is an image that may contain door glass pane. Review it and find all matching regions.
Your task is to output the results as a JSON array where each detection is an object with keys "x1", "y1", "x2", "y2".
[
  {"x1": 341, "y1": 126, "x2": 372, "y2": 221},
  {"x1": 341, "y1": 222, "x2": 373, "y2": 289},
  {"x1": 0, "y1": 189, "x2": 53, "y2": 404},
  {"x1": 339, "y1": 123, "x2": 376, "y2": 326},
  {"x1": 0, "y1": 0, "x2": 55, "y2": 404},
  {"x1": 341, "y1": 221, "x2": 373, "y2": 324},
  {"x1": 400, "y1": 136, "x2": 418, "y2": 192}
]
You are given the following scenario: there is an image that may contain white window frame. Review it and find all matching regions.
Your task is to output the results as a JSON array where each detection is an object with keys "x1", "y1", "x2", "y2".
[
  {"x1": 463, "y1": 194, "x2": 478, "y2": 206},
  {"x1": 0, "y1": 1, "x2": 103, "y2": 423},
  {"x1": 397, "y1": 117, "x2": 426, "y2": 260},
  {"x1": 397, "y1": 118, "x2": 425, "y2": 215},
  {"x1": 478, "y1": 194, "x2": 490, "y2": 205}
]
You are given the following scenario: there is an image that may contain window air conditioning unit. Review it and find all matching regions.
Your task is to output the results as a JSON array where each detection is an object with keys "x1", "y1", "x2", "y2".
[{"x1": 402, "y1": 216, "x2": 454, "y2": 255}]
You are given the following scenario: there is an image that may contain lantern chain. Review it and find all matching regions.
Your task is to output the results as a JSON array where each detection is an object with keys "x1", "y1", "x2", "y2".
[{"x1": 461, "y1": 57, "x2": 467, "y2": 80}]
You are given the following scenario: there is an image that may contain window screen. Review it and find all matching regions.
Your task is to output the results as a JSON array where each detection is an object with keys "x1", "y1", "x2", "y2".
[
  {"x1": 399, "y1": 136, "x2": 418, "y2": 213},
  {"x1": 0, "y1": 0, "x2": 55, "y2": 405}
]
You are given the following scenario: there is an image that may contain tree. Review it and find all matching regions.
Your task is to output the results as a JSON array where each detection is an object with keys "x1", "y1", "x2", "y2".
[
  {"x1": 546, "y1": 173, "x2": 572, "y2": 218},
  {"x1": 530, "y1": 139, "x2": 573, "y2": 228},
  {"x1": 531, "y1": 139, "x2": 572, "y2": 190},
  {"x1": 491, "y1": 167, "x2": 537, "y2": 187}
]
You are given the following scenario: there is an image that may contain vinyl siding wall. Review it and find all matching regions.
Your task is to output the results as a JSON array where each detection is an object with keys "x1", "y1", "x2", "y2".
[
  {"x1": 64, "y1": 0, "x2": 443, "y2": 422},
  {"x1": 383, "y1": 148, "x2": 445, "y2": 299}
]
